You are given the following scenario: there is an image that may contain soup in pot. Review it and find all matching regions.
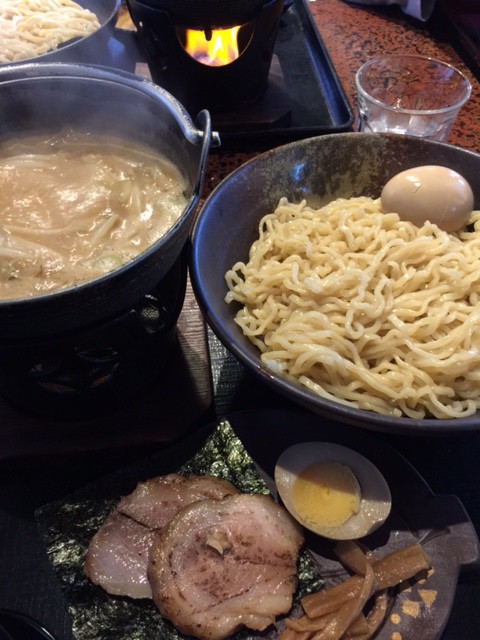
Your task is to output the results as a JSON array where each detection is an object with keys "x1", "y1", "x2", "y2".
[{"x1": 0, "y1": 132, "x2": 189, "y2": 300}]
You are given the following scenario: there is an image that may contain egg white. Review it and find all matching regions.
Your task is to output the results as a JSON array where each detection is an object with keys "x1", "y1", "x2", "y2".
[{"x1": 275, "y1": 442, "x2": 392, "y2": 540}]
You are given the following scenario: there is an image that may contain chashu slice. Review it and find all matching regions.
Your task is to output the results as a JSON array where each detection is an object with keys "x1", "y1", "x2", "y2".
[
  {"x1": 84, "y1": 474, "x2": 239, "y2": 599},
  {"x1": 84, "y1": 511, "x2": 154, "y2": 599},
  {"x1": 148, "y1": 492, "x2": 304, "y2": 640},
  {"x1": 116, "y1": 474, "x2": 239, "y2": 530}
]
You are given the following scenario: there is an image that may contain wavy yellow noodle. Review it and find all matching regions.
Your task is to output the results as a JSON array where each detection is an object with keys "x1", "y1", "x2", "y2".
[
  {"x1": 0, "y1": 0, "x2": 100, "y2": 63},
  {"x1": 225, "y1": 196, "x2": 480, "y2": 419}
]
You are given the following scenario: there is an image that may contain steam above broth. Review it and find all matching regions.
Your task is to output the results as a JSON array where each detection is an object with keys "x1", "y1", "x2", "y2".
[{"x1": 0, "y1": 132, "x2": 189, "y2": 300}]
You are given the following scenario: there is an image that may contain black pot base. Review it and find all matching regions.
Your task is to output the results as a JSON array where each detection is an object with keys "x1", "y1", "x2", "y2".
[{"x1": 0, "y1": 251, "x2": 188, "y2": 421}]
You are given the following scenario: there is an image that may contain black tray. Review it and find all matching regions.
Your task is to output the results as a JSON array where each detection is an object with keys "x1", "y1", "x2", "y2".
[
  {"x1": 107, "y1": 0, "x2": 354, "y2": 145},
  {"x1": 263, "y1": 0, "x2": 354, "y2": 141}
]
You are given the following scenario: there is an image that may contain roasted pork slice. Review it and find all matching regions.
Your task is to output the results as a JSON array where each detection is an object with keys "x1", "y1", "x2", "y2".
[
  {"x1": 84, "y1": 511, "x2": 154, "y2": 599},
  {"x1": 147, "y1": 493, "x2": 304, "y2": 640},
  {"x1": 117, "y1": 473, "x2": 239, "y2": 529},
  {"x1": 84, "y1": 474, "x2": 239, "y2": 599}
]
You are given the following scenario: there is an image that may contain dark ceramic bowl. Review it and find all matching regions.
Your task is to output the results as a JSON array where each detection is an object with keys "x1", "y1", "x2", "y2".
[
  {"x1": 190, "y1": 132, "x2": 480, "y2": 435},
  {"x1": 0, "y1": 610, "x2": 59, "y2": 640},
  {"x1": 0, "y1": 0, "x2": 121, "y2": 66}
]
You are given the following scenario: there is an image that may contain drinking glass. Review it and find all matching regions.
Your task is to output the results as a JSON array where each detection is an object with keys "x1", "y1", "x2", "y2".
[{"x1": 355, "y1": 54, "x2": 471, "y2": 142}]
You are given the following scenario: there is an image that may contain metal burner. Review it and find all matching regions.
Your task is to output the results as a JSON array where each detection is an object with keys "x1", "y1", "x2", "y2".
[{"x1": 127, "y1": 0, "x2": 285, "y2": 113}]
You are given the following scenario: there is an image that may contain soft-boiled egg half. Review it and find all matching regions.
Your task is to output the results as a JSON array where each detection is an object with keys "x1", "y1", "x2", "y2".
[
  {"x1": 381, "y1": 165, "x2": 474, "y2": 232},
  {"x1": 274, "y1": 442, "x2": 391, "y2": 540}
]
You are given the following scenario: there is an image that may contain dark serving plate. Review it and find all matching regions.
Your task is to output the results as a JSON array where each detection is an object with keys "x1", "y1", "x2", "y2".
[{"x1": 28, "y1": 408, "x2": 479, "y2": 640}]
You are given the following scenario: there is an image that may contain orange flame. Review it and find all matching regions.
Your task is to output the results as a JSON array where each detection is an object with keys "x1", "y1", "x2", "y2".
[{"x1": 184, "y1": 26, "x2": 241, "y2": 67}]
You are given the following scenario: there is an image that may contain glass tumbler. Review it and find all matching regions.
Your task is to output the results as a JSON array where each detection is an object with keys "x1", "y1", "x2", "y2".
[{"x1": 355, "y1": 54, "x2": 472, "y2": 142}]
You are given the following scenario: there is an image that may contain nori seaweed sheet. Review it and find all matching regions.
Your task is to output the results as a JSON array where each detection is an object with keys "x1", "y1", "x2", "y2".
[{"x1": 36, "y1": 420, "x2": 324, "y2": 640}]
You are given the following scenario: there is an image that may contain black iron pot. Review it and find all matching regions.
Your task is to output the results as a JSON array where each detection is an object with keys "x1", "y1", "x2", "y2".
[
  {"x1": 0, "y1": 63, "x2": 219, "y2": 341},
  {"x1": 0, "y1": 63, "x2": 219, "y2": 418}
]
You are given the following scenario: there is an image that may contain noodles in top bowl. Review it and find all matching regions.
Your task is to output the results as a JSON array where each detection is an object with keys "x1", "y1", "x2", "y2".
[
  {"x1": 190, "y1": 132, "x2": 480, "y2": 434},
  {"x1": 0, "y1": 0, "x2": 121, "y2": 66}
]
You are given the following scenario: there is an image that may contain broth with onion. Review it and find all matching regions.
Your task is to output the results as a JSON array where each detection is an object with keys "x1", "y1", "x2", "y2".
[{"x1": 0, "y1": 132, "x2": 188, "y2": 300}]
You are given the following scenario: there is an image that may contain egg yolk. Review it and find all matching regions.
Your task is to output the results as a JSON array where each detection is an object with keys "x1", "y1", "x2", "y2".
[{"x1": 291, "y1": 461, "x2": 361, "y2": 529}]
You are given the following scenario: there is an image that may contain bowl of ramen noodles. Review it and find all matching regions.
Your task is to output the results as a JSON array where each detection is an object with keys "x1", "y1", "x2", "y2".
[
  {"x1": 0, "y1": 0, "x2": 121, "y2": 66},
  {"x1": 190, "y1": 132, "x2": 480, "y2": 434},
  {"x1": 0, "y1": 62, "x2": 218, "y2": 340}
]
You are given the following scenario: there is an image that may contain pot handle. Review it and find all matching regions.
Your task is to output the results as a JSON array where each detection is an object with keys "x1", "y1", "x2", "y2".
[
  {"x1": 196, "y1": 110, "x2": 221, "y2": 149},
  {"x1": 191, "y1": 109, "x2": 221, "y2": 200}
]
